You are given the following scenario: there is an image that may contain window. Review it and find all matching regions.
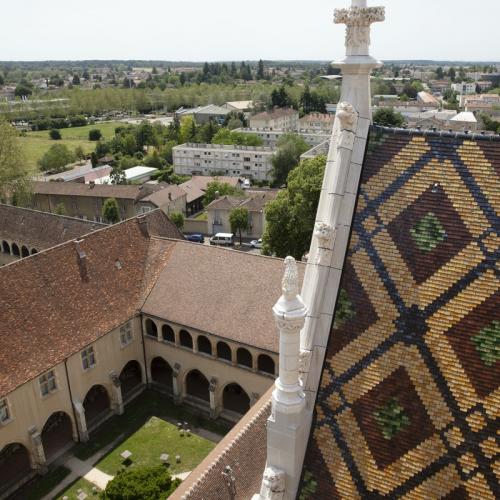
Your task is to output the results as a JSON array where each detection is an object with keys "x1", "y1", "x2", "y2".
[
  {"x1": 39, "y1": 370, "x2": 57, "y2": 396},
  {"x1": 120, "y1": 322, "x2": 133, "y2": 347},
  {"x1": 0, "y1": 398, "x2": 10, "y2": 423},
  {"x1": 81, "y1": 346, "x2": 96, "y2": 370}
]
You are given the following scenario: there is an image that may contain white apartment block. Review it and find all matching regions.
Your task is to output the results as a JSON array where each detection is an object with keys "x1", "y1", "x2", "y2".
[
  {"x1": 451, "y1": 82, "x2": 476, "y2": 95},
  {"x1": 173, "y1": 143, "x2": 275, "y2": 181},
  {"x1": 236, "y1": 128, "x2": 330, "y2": 148}
]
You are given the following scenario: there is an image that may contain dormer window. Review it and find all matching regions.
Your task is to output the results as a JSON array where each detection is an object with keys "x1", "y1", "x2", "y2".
[{"x1": 0, "y1": 398, "x2": 10, "y2": 423}]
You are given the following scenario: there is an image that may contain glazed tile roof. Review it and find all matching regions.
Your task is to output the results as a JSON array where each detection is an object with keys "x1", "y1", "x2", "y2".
[
  {"x1": 300, "y1": 127, "x2": 499, "y2": 498},
  {"x1": 0, "y1": 204, "x2": 105, "y2": 250}
]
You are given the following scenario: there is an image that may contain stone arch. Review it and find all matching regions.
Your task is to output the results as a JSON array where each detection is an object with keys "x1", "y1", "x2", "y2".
[
  {"x1": 83, "y1": 385, "x2": 111, "y2": 428},
  {"x1": 237, "y1": 347, "x2": 253, "y2": 369},
  {"x1": 11, "y1": 243, "x2": 20, "y2": 257},
  {"x1": 145, "y1": 318, "x2": 158, "y2": 339},
  {"x1": 179, "y1": 329, "x2": 193, "y2": 349},
  {"x1": 185, "y1": 369, "x2": 210, "y2": 402},
  {"x1": 162, "y1": 324, "x2": 175, "y2": 343},
  {"x1": 217, "y1": 341, "x2": 232, "y2": 362},
  {"x1": 258, "y1": 354, "x2": 275, "y2": 375},
  {"x1": 151, "y1": 357, "x2": 173, "y2": 391},
  {"x1": 222, "y1": 383, "x2": 250, "y2": 415},
  {"x1": 119, "y1": 360, "x2": 143, "y2": 399},
  {"x1": 1, "y1": 241, "x2": 10, "y2": 254},
  {"x1": 31, "y1": 248, "x2": 38, "y2": 255},
  {"x1": 0, "y1": 442, "x2": 32, "y2": 497},
  {"x1": 41, "y1": 411, "x2": 74, "y2": 461},
  {"x1": 197, "y1": 335, "x2": 212, "y2": 355},
  {"x1": 21, "y1": 245, "x2": 29, "y2": 258}
]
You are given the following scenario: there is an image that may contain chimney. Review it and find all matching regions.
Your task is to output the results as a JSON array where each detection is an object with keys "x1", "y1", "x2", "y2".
[
  {"x1": 137, "y1": 215, "x2": 149, "y2": 237},
  {"x1": 88, "y1": 181, "x2": 95, "y2": 189},
  {"x1": 74, "y1": 239, "x2": 88, "y2": 282}
]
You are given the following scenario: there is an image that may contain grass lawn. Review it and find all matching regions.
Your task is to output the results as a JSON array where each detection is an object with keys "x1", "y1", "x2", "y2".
[
  {"x1": 53, "y1": 477, "x2": 98, "y2": 500},
  {"x1": 73, "y1": 390, "x2": 230, "y2": 462},
  {"x1": 13, "y1": 466, "x2": 70, "y2": 500},
  {"x1": 96, "y1": 415, "x2": 214, "y2": 475},
  {"x1": 19, "y1": 121, "x2": 122, "y2": 169}
]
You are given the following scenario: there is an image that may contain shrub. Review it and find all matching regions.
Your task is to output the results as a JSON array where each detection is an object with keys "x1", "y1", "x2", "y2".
[
  {"x1": 170, "y1": 212, "x2": 184, "y2": 230},
  {"x1": 89, "y1": 129, "x2": 103, "y2": 141},
  {"x1": 101, "y1": 466, "x2": 181, "y2": 500},
  {"x1": 49, "y1": 129, "x2": 62, "y2": 140}
]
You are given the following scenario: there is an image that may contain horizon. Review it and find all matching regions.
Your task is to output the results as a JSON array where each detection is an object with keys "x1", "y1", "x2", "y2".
[{"x1": 1, "y1": 0, "x2": 499, "y2": 62}]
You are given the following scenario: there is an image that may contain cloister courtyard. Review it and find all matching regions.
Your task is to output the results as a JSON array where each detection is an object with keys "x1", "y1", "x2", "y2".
[{"x1": 8, "y1": 390, "x2": 231, "y2": 499}]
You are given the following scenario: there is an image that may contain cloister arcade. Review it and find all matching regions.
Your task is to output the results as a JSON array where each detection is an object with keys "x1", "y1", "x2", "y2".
[{"x1": 1, "y1": 239, "x2": 38, "y2": 260}]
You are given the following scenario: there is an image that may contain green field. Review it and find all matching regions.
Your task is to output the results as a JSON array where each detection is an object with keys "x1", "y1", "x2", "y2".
[{"x1": 19, "y1": 121, "x2": 122, "y2": 169}]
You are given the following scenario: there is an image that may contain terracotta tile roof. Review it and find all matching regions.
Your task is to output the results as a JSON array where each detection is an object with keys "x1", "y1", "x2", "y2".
[
  {"x1": 170, "y1": 387, "x2": 272, "y2": 500},
  {"x1": 142, "y1": 244, "x2": 304, "y2": 353},
  {"x1": 32, "y1": 181, "x2": 163, "y2": 201},
  {"x1": 205, "y1": 195, "x2": 242, "y2": 211},
  {"x1": 0, "y1": 210, "x2": 182, "y2": 397},
  {"x1": 0, "y1": 204, "x2": 105, "y2": 250},
  {"x1": 206, "y1": 190, "x2": 279, "y2": 212},
  {"x1": 300, "y1": 127, "x2": 500, "y2": 498},
  {"x1": 179, "y1": 175, "x2": 243, "y2": 203},
  {"x1": 141, "y1": 184, "x2": 186, "y2": 206}
]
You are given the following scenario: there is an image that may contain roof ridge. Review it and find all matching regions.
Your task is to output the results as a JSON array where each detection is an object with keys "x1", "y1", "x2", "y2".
[{"x1": 371, "y1": 125, "x2": 500, "y2": 142}]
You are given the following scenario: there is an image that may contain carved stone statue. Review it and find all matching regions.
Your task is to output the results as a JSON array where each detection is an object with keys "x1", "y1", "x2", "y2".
[
  {"x1": 336, "y1": 102, "x2": 358, "y2": 131},
  {"x1": 282, "y1": 256, "x2": 299, "y2": 301},
  {"x1": 260, "y1": 467, "x2": 286, "y2": 499},
  {"x1": 221, "y1": 465, "x2": 237, "y2": 499},
  {"x1": 314, "y1": 222, "x2": 335, "y2": 249}
]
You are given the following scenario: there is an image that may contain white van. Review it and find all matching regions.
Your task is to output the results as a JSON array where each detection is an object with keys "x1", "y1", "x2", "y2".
[{"x1": 209, "y1": 233, "x2": 235, "y2": 246}]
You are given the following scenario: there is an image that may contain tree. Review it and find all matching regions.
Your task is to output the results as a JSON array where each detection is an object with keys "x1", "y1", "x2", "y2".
[
  {"x1": 203, "y1": 181, "x2": 242, "y2": 206},
  {"x1": 373, "y1": 108, "x2": 405, "y2": 127},
  {"x1": 0, "y1": 120, "x2": 31, "y2": 204},
  {"x1": 257, "y1": 59, "x2": 265, "y2": 80},
  {"x1": 271, "y1": 133, "x2": 310, "y2": 187},
  {"x1": 110, "y1": 166, "x2": 126, "y2": 184},
  {"x1": 55, "y1": 203, "x2": 66, "y2": 215},
  {"x1": 90, "y1": 152, "x2": 98, "y2": 168},
  {"x1": 102, "y1": 466, "x2": 180, "y2": 500},
  {"x1": 74, "y1": 146, "x2": 86, "y2": 161},
  {"x1": 179, "y1": 116, "x2": 197, "y2": 143},
  {"x1": 49, "y1": 129, "x2": 62, "y2": 140},
  {"x1": 72, "y1": 74, "x2": 80, "y2": 85},
  {"x1": 448, "y1": 67, "x2": 456, "y2": 81},
  {"x1": 436, "y1": 67, "x2": 444, "y2": 79},
  {"x1": 229, "y1": 206, "x2": 249, "y2": 245},
  {"x1": 170, "y1": 212, "x2": 184, "y2": 230},
  {"x1": 102, "y1": 198, "x2": 120, "y2": 223},
  {"x1": 14, "y1": 81, "x2": 33, "y2": 98},
  {"x1": 88, "y1": 129, "x2": 102, "y2": 141},
  {"x1": 38, "y1": 144, "x2": 75, "y2": 173},
  {"x1": 263, "y1": 155, "x2": 326, "y2": 260}
]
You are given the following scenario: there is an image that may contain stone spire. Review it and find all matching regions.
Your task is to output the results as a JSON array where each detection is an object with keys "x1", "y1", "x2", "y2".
[{"x1": 333, "y1": 0, "x2": 385, "y2": 120}]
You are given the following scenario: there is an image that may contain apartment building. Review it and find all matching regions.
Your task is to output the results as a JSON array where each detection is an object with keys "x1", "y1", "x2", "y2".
[
  {"x1": 173, "y1": 143, "x2": 275, "y2": 181},
  {"x1": 236, "y1": 127, "x2": 330, "y2": 148},
  {"x1": 249, "y1": 108, "x2": 299, "y2": 130}
]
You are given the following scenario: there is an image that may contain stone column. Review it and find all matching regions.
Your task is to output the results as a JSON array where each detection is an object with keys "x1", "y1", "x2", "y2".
[
  {"x1": 172, "y1": 363, "x2": 182, "y2": 405},
  {"x1": 28, "y1": 426, "x2": 47, "y2": 473},
  {"x1": 109, "y1": 371, "x2": 124, "y2": 415},
  {"x1": 209, "y1": 377, "x2": 218, "y2": 419},
  {"x1": 256, "y1": 257, "x2": 308, "y2": 500},
  {"x1": 73, "y1": 400, "x2": 89, "y2": 442}
]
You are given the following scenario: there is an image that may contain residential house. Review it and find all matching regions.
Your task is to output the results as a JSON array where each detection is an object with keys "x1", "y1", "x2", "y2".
[
  {"x1": 30, "y1": 182, "x2": 186, "y2": 222},
  {"x1": 179, "y1": 176, "x2": 243, "y2": 216},
  {"x1": 298, "y1": 113, "x2": 335, "y2": 133},
  {"x1": 249, "y1": 108, "x2": 299, "y2": 130},
  {"x1": 206, "y1": 190, "x2": 279, "y2": 238},
  {"x1": 416, "y1": 91, "x2": 440, "y2": 107}
]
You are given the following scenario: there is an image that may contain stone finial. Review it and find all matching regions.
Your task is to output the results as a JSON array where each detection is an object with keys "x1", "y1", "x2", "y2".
[
  {"x1": 282, "y1": 256, "x2": 299, "y2": 301},
  {"x1": 314, "y1": 222, "x2": 335, "y2": 248}
]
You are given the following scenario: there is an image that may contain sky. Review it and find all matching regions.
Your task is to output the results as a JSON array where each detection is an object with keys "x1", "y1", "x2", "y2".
[{"x1": 1, "y1": 0, "x2": 499, "y2": 62}]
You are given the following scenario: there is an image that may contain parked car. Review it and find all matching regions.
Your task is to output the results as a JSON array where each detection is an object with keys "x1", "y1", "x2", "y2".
[
  {"x1": 250, "y1": 238, "x2": 263, "y2": 249},
  {"x1": 209, "y1": 233, "x2": 235, "y2": 246},
  {"x1": 185, "y1": 233, "x2": 205, "y2": 243}
]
